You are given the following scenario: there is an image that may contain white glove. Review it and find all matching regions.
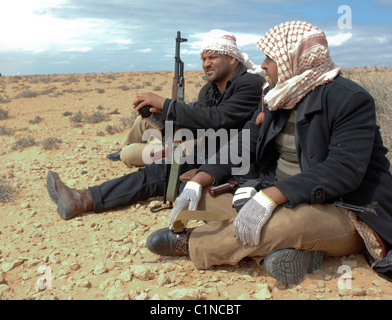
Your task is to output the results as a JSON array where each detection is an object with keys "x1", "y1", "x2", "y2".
[
  {"x1": 232, "y1": 187, "x2": 257, "y2": 210},
  {"x1": 233, "y1": 191, "x2": 277, "y2": 246},
  {"x1": 169, "y1": 181, "x2": 202, "y2": 229}
]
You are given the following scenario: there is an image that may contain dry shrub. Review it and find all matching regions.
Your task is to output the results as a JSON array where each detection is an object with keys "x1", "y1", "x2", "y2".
[
  {"x1": 41, "y1": 137, "x2": 63, "y2": 150},
  {"x1": 350, "y1": 68, "x2": 392, "y2": 153},
  {"x1": 0, "y1": 178, "x2": 14, "y2": 203},
  {"x1": 0, "y1": 107, "x2": 9, "y2": 120},
  {"x1": 0, "y1": 124, "x2": 13, "y2": 135},
  {"x1": 100, "y1": 117, "x2": 136, "y2": 136},
  {"x1": 28, "y1": 116, "x2": 44, "y2": 124},
  {"x1": 85, "y1": 111, "x2": 109, "y2": 123},
  {"x1": 69, "y1": 110, "x2": 110, "y2": 124},
  {"x1": 12, "y1": 136, "x2": 38, "y2": 150},
  {"x1": 14, "y1": 90, "x2": 39, "y2": 99},
  {"x1": 69, "y1": 111, "x2": 84, "y2": 123}
]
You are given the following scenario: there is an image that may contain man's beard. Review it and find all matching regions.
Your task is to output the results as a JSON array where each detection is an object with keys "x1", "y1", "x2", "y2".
[{"x1": 205, "y1": 68, "x2": 226, "y2": 83}]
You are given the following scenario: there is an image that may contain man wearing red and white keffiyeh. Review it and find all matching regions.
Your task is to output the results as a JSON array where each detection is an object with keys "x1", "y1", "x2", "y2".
[
  {"x1": 256, "y1": 21, "x2": 342, "y2": 124},
  {"x1": 147, "y1": 21, "x2": 392, "y2": 285},
  {"x1": 259, "y1": 21, "x2": 341, "y2": 111}
]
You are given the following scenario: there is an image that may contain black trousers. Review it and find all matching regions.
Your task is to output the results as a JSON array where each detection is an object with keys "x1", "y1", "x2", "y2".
[{"x1": 89, "y1": 162, "x2": 197, "y2": 213}]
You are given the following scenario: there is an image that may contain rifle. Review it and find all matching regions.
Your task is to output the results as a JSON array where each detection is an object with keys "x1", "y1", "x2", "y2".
[
  {"x1": 172, "y1": 31, "x2": 187, "y2": 102},
  {"x1": 150, "y1": 31, "x2": 187, "y2": 212},
  {"x1": 149, "y1": 31, "x2": 187, "y2": 161},
  {"x1": 165, "y1": 31, "x2": 188, "y2": 204},
  {"x1": 139, "y1": 31, "x2": 187, "y2": 130}
]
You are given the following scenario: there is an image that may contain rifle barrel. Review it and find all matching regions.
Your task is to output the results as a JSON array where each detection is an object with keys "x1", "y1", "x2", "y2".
[{"x1": 174, "y1": 31, "x2": 187, "y2": 78}]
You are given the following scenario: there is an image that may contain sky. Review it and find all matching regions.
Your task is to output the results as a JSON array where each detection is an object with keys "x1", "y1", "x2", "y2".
[{"x1": 0, "y1": 0, "x2": 391, "y2": 76}]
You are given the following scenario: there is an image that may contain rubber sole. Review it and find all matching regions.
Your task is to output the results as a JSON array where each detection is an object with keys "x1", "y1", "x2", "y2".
[
  {"x1": 264, "y1": 249, "x2": 324, "y2": 284},
  {"x1": 46, "y1": 171, "x2": 71, "y2": 220}
]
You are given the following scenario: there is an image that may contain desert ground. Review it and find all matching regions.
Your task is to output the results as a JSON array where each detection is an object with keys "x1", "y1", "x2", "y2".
[{"x1": 0, "y1": 68, "x2": 392, "y2": 301}]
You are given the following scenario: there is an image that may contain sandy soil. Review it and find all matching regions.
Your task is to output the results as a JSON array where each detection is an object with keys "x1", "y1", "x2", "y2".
[{"x1": 0, "y1": 70, "x2": 392, "y2": 301}]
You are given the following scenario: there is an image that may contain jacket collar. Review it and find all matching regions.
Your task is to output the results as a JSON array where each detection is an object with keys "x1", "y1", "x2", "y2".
[{"x1": 296, "y1": 82, "x2": 325, "y2": 123}]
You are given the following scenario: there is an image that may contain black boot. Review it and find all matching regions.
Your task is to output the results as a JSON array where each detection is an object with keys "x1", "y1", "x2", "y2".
[
  {"x1": 263, "y1": 249, "x2": 324, "y2": 284},
  {"x1": 146, "y1": 227, "x2": 193, "y2": 256},
  {"x1": 47, "y1": 171, "x2": 93, "y2": 220},
  {"x1": 106, "y1": 149, "x2": 122, "y2": 161}
]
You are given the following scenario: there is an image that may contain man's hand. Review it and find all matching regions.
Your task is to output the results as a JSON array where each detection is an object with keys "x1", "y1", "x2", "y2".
[
  {"x1": 133, "y1": 92, "x2": 166, "y2": 114},
  {"x1": 169, "y1": 181, "x2": 202, "y2": 230},
  {"x1": 233, "y1": 190, "x2": 277, "y2": 246}
]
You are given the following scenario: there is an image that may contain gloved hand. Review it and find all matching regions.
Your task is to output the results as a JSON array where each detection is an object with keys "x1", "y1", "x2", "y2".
[
  {"x1": 232, "y1": 186, "x2": 258, "y2": 211},
  {"x1": 169, "y1": 181, "x2": 202, "y2": 229},
  {"x1": 233, "y1": 190, "x2": 277, "y2": 246}
]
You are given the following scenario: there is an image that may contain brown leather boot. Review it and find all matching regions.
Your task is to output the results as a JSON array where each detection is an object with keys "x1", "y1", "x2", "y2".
[{"x1": 46, "y1": 171, "x2": 93, "y2": 220}]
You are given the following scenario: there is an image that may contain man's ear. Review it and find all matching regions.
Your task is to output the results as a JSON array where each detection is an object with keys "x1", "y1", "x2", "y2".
[{"x1": 229, "y1": 56, "x2": 238, "y2": 65}]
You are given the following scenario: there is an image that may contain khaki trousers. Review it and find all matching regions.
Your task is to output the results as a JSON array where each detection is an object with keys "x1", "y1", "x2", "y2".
[
  {"x1": 189, "y1": 189, "x2": 364, "y2": 269},
  {"x1": 120, "y1": 116, "x2": 163, "y2": 167}
]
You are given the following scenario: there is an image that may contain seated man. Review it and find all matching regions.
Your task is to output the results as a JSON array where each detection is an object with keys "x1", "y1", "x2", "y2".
[
  {"x1": 106, "y1": 29, "x2": 265, "y2": 167},
  {"x1": 46, "y1": 29, "x2": 265, "y2": 220},
  {"x1": 147, "y1": 21, "x2": 392, "y2": 284}
]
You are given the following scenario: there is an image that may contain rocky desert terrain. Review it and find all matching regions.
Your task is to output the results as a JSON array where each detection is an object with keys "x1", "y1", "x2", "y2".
[{"x1": 1, "y1": 68, "x2": 392, "y2": 301}]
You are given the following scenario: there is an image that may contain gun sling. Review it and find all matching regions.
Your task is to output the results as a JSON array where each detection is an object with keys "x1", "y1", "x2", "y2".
[{"x1": 172, "y1": 209, "x2": 237, "y2": 233}]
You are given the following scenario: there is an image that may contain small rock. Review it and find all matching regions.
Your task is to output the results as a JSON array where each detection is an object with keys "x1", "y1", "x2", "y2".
[
  {"x1": 351, "y1": 286, "x2": 366, "y2": 297},
  {"x1": 253, "y1": 283, "x2": 272, "y2": 300},
  {"x1": 71, "y1": 221, "x2": 84, "y2": 228},
  {"x1": 339, "y1": 285, "x2": 366, "y2": 297},
  {"x1": 135, "y1": 291, "x2": 149, "y2": 300},
  {"x1": 93, "y1": 262, "x2": 108, "y2": 275},
  {"x1": 237, "y1": 293, "x2": 253, "y2": 300},
  {"x1": 150, "y1": 293, "x2": 169, "y2": 300},
  {"x1": 119, "y1": 272, "x2": 132, "y2": 283},
  {"x1": 129, "y1": 265, "x2": 154, "y2": 281},
  {"x1": 105, "y1": 287, "x2": 129, "y2": 300},
  {"x1": 20, "y1": 202, "x2": 30, "y2": 209},
  {"x1": 367, "y1": 287, "x2": 383, "y2": 296},
  {"x1": 1, "y1": 259, "x2": 25, "y2": 272},
  {"x1": 157, "y1": 273, "x2": 171, "y2": 286},
  {"x1": 341, "y1": 259, "x2": 358, "y2": 269},
  {"x1": 168, "y1": 288, "x2": 201, "y2": 300},
  {"x1": 372, "y1": 279, "x2": 385, "y2": 286},
  {"x1": 242, "y1": 274, "x2": 255, "y2": 282},
  {"x1": 70, "y1": 263, "x2": 81, "y2": 271},
  {"x1": 76, "y1": 278, "x2": 91, "y2": 288}
]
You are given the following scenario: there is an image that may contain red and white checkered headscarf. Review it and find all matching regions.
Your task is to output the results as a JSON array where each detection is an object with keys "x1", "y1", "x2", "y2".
[
  {"x1": 200, "y1": 29, "x2": 264, "y2": 75},
  {"x1": 257, "y1": 21, "x2": 341, "y2": 111}
]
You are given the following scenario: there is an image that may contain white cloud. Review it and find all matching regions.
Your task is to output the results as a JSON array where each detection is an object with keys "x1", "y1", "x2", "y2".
[
  {"x1": 0, "y1": 0, "x2": 123, "y2": 53},
  {"x1": 187, "y1": 31, "x2": 261, "y2": 53},
  {"x1": 62, "y1": 47, "x2": 92, "y2": 53},
  {"x1": 107, "y1": 39, "x2": 132, "y2": 45},
  {"x1": 137, "y1": 48, "x2": 152, "y2": 53},
  {"x1": 181, "y1": 49, "x2": 201, "y2": 55},
  {"x1": 235, "y1": 34, "x2": 261, "y2": 47},
  {"x1": 327, "y1": 33, "x2": 353, "y2": 46}
]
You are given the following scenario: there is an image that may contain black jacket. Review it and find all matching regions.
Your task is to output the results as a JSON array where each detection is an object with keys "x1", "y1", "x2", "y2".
[
  {"x1": 161, "y1": 63, "x2": 265, "y2": 131},
  {"x1": 199, "y1": 76, "x2": 392, "y2": 278}
]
